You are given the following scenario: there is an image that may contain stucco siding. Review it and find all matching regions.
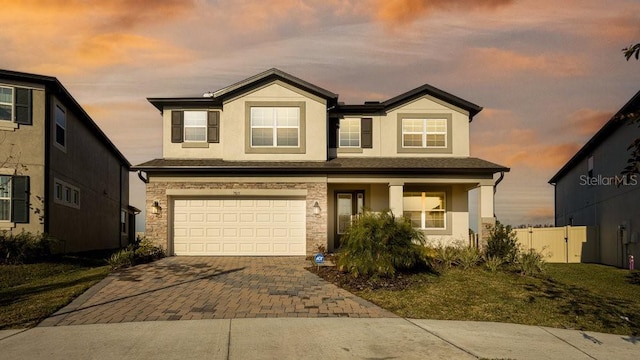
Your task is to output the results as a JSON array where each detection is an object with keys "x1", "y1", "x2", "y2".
[{"x1": 0, "y1": 82, "x2": 46, "y2": 234}]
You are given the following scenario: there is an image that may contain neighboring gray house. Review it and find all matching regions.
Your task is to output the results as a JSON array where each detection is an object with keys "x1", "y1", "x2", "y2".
[
  {"x1": 550, "y1": 90, "x2": 640, "y2": 267},
  {"x1": 0, "y1": 69, "x2": 137, "y2": 252},
  {"x1": 134, "y1": 69, "x2": 508, "y2": 256}
]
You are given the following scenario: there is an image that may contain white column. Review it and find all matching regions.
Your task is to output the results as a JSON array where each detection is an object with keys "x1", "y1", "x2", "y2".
[{"x1": 388, "y1": 182, "x2": 404, "y2": 217}]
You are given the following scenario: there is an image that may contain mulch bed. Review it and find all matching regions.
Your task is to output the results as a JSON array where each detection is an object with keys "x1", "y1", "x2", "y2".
[{"x1": 306, "y1": 265, "x2": 428, "y2": 291}]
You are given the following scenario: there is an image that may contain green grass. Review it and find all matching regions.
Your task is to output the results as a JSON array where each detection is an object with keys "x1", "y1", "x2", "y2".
[
  {"x1": 353, "y1": 264, "x2": 640, "y2": 335},
  {"x1": 0, "y1": 256, "x2": 110, "y2": 329}
]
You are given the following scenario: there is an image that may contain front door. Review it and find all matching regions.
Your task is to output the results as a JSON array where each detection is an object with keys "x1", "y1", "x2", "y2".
[{"x1": 335, "y1": 191, "x2": 364, "y2": 249}]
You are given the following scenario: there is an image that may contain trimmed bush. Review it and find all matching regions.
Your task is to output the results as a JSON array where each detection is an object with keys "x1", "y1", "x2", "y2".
[{"x1": 337, "y1": 211, "x2": 426, "y2": 278}]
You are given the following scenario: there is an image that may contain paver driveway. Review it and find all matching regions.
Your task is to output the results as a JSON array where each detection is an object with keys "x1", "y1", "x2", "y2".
[{"x1": 41, "y1": 257, "x2": 396, "y2": 326}]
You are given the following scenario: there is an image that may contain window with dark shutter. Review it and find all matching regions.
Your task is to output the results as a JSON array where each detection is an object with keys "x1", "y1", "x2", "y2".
[
  {"x1": 361, "y1": 118, "x2": 372, "y2": 149},
  {"x1": 15, "y1": 88, "x2": 32, "y2": 125},
  {"x1": 11, "y1": 176, "x2": 29, "y2": 223},
  {"x1": 207, "y1": 111, "x2": 220, "y2": 143},
  {"x1": 171, "y1": 111, "x2": 184, "y2": 143}
]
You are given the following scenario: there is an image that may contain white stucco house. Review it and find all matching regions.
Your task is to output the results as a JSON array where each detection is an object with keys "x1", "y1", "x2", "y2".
[
  {"x1": 133, "y1": 69, "x2": 508, "y2": 256},
  {"x1": 550, "y1": 90, "x2": 640, "y2": 267}
]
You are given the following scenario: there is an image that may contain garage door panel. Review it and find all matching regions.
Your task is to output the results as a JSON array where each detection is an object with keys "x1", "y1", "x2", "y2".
[{"x1": 173, "y1": 198, "x2": 306, "y2": 256}]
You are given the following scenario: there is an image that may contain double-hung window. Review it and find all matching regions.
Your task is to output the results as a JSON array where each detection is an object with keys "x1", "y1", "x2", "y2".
[
  {"x1": 183, "y1": 111, "x2": 207, "y2": 142},
  {"x1": 0, "y1": 87, "x2": 14, "y2": 122},
  {"x1": 339, "y1": 118, "x2": 361, "y2": 148},
  {"x1": 402, "y1": 118, "x2": 447, "y2": 148},
  {"x1": 403, "y1": 192, "x2": 446, "y2": 229},
  {"x1": 0, "y1": 176, "x2": 10, "y2": 221},
  {"x1": 0, "y1": 175, "x2": 29, "y2": 223},
  {"x1": 250, "y1": 107, "x2": 299, "y2": 147}
]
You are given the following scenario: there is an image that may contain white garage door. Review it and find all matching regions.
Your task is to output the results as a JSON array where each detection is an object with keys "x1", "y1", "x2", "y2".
[{"x1": 173, "y1": 198, "x2": 306, "y2": 256}]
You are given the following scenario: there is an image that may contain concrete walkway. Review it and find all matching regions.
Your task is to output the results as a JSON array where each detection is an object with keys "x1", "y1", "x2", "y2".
[
  {"x1": 1, "y1": 318, "x2": 638, "y2": 359},
  {"x1": 41, "y1": 257, "x2": 394, "y2": 326}
]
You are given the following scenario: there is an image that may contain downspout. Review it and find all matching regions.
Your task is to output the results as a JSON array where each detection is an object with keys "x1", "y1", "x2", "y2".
[
  {"x1": 493, "y1": 171, "x2": 505, "y2": 218},
  {"x1": 119, "y1": 165, "x2": 123, "y2": 248}
]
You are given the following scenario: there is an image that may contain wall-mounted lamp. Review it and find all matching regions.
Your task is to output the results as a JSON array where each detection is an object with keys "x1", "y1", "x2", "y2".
[
  {"x1": 313, "y1": 201, "x2": 321, "y2": 216},
  {"x1": 151, "y1": 201, "x2": 161, "y2": 215}
]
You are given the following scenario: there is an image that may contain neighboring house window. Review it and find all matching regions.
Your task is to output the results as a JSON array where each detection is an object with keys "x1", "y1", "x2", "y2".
[
  {"x1": 402, "y1": 118, "x2": 447, "y2": 148},
  {"x1": 120, "y1": 210, "x2": 127, "y2": 234},
  {"x1": 183, "y1": 111, "x2": 207, "y2": 142},
  {"x1": 0, "y1": 175, "x2": 30, "y2": 223},
  {"x1": 0, "y1": 86, "x2": 31, "y2": 127},
  {"x1": 55, "y1": 105, "x2": 66, "y2": 148},
  {"x1": 54, "y1": 178, "x2": 80, "y2": 209},
  {"x1": 0, "y1": 86, "x2": 13, "y2": 122},
  {"x1": 250, "y1": 107, "x2": 300, "y2": 147},
  {"x1": 403, "y1": 192, "x2": 446, "y2": 229},
  {"x1": 0, "y1": 176, "x2": 10, "y2": 221},
  {"x1": 339, "y1": 118, "x2": 360, "y2": 148}
]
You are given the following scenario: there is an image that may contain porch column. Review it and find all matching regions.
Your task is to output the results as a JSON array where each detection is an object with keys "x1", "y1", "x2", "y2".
[
  {"x1": 388, "y1": 181, "x2": 404, "y2": 217},
  {"x1": 478, "y1": 184, "x2": 496, "y2": 246}
]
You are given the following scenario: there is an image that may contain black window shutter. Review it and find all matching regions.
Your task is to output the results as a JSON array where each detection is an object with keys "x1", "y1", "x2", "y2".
[
  {"x1": 15, "y1": 88, "x2": 32, "y2": 125},
  {"x1": 207, "y1": 111, "x2": 219, "y2": 143},
  {"x1": 171, "y1": 111, "x2": 183, "y2": 143},
  {"x1": 361, "y1": 118, "x2": 373, "y2": 148},
  {"x1": 11, "y1": 176, "x2": 29, "y2": 224}
]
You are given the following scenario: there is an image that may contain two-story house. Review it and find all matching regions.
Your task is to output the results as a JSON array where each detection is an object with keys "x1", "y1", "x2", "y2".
[
  {"x1": 0, "y1": 69, "x2": 136, "y2": 252},
  {"x1": 550, "y1": 90, "x2": 640, "y2": 267},
  {"x1": 134, "y1": 69, "x2": 508, "y2": 256}
]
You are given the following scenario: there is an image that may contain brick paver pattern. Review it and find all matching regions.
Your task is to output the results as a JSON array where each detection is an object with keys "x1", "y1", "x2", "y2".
[{"x1": 43, "y1": 257, "x2": 396, "y2": 326}]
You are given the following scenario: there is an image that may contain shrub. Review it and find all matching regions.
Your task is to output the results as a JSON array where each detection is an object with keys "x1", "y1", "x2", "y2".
[
  {"x1": 484, "y1": 256, "x2": 503, "y2": 272},
  {"x1": 0, "y1": 230, "x2": 54, "y2": 264},
  {"x1": 484, "y1": 221, "x2": 519, "y2": 264},
  {"x1": 431, "y1": 245, "x2": 460, "y2": 271},
  {"x1": 337, "y1": 211, "x2": 425, "y2": 278},
  {"x1": 108, "y1": 248, "x2": 135, "y2": 269},
  {"x1": 457, "y1": 246, "x2": 482, "y2": 270},
  {"x1": 517, "y1": 249, "x2": 546, "y2": 276},
  {"x1": 109, "y1": 236, "x2": 165, "y2": 270}
]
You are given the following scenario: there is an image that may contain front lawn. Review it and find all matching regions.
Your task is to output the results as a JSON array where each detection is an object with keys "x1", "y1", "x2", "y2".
[
  {"x1": 311, "y1": 263, "x2": 640, "y2": 335},
  {"x1": 0, "y1": 255, "x2": 110, "y2": 329}
]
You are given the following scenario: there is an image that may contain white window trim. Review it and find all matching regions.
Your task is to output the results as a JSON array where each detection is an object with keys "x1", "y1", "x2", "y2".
[
  {"x1": 54, "y1": 178, "x2": 80, "y2": 209},
  {"x1": 339, "y1": 118, "x2": 361, "y2": 148},
  {"x1": 250, "y1": 107, "x2": 300, "y2": 148},
  {"x1": 183, "y1": 110, "x2": 208, "y2": 142},
  {"x1": 401, "y1": 118, "x2": 447, "y2": 149},
  {"x1": 0, "y1": 86, "x2": 14, "y2": 122}
]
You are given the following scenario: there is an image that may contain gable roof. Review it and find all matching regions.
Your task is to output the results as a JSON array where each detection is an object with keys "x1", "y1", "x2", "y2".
[
  {"x1": 549, "y1": 89, "x2": 640, "y2": 184},
  {"x1": 148, "y1": 68, "x2": 338, "y2": 112},
  {"x1": 0, "y1": 68, "x2": 131, "y2": 168}
]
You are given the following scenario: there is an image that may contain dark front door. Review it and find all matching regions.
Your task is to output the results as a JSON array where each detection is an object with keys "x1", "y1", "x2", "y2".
[{"x1": 335, "y1": 191, "x2": 364, "y2": 249}]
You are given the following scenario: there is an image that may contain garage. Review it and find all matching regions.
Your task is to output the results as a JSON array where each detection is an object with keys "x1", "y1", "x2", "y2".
[{"x1": 172, "y1": 198, "x2": 306, "y2": 256}]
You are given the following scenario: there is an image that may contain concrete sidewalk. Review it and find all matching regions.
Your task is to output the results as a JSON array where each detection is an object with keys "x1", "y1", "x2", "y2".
[{"x1": 1, "y1": 318, "x2": 638, "y2": 359}]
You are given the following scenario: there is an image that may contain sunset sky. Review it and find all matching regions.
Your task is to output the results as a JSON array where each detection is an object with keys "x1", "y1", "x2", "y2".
[{"x1": 2, "y1": 0, "x2": 639, "y2": 228}]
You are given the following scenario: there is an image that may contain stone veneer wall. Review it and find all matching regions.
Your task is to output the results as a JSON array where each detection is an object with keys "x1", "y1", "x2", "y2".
[{"x1": 145, "y1": 180, "x2": 328, "y2": 256}]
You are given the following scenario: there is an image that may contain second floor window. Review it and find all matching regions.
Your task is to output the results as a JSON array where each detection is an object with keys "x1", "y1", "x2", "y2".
[
  {"x1": 183, "y1": 111, "x2": 207, "y2": 142},
  {"x1": 55, "y1": 105, "x2": 66, "y2": 148},
  {"x1": 402, "y1": 118, "x2": 447, "y2": 148},
  {"x1": 250, "y1": 107, "x2": 299, "y2": 147},
  {"x1": 0, "y1": 86, "x2": 13, "y2": 122},
  {"x1": 339, "y1": 118, "x2": 360, "y2": 148}
]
